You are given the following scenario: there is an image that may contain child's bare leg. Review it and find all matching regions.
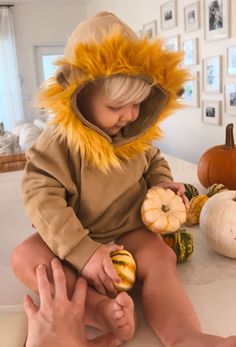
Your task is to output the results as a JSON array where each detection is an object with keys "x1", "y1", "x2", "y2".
[
  {"x1": 11, "y1": 233, "x2": 135, "y2": 341},
  {"x1": 117, "y1": 227, "x2": 236, "y2": 347}
]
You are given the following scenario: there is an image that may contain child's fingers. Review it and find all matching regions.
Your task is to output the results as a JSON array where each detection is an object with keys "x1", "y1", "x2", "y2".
[
  {"x1": 36, "y1": 264, "x2": 52, "y2": 308},
  {"x1": 103, "y1": 257, "x2": 121, "y2": 283},
  {"x1": 98, "y1": 271, "x2": 117, "y2": 297},
  {"x1": 108, "y1": 244, "x2": 124, "y2": 254},
  {"x1": 51, "y1": 258, "x2": 67, "y2": 301},
  {"x1": 23, "y1": 294, "x2": 37, "y2": 317}
]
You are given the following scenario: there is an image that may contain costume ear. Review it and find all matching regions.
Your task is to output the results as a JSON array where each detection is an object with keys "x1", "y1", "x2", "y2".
[
  {"x1": 177, "y1": 87, "x2": 185, "y2": 97},
  {"x1": 55, "y1": 65, "x2": 71, "y2": 88}
]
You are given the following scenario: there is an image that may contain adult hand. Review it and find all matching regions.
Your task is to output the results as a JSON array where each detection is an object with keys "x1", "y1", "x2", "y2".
[
  {"x1": 155, "y1": 181, "x2": 190, "y2": 209},
  {"x1": 81, "y1": 244, "x2": 123, "y2": 297},
  {"x1": 24, "y1": 258, "x2": 122, "y2": 347}
]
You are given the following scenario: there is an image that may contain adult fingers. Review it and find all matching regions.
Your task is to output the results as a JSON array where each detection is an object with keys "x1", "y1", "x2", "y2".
[
  {"x1": 23, "y1": 295, "x2": 37, "y2": 317},
  {"x1": 36, "y1": 264, "x2": 52, "y2": 309},
  {"x1": 98, "y1": 271, "x2": 117, "y2": 297},
  {"x1": 103, "y1": 256, "x2": 121, "y2": 284},
  {"x1": 51, "y1": 258, "x2": 67, "y2": 301},
  {"x1": 71, "y1": 277, "x2": 87, "y2": 316}
]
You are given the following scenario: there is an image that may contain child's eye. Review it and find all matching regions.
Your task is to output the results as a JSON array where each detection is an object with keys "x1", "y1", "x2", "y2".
[{"x1": 107, "y1": 105, "x2": 122, "y2": 111}]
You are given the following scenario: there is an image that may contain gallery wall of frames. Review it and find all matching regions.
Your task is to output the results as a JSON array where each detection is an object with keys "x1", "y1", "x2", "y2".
[{"x1": 135, "y1": 0, "x2": 236, "y2": 127}]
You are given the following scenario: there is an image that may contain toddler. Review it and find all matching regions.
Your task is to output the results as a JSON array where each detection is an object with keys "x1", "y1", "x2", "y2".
[{"x1": 12, "y1": 12, "x2": 236, "y2": 347}]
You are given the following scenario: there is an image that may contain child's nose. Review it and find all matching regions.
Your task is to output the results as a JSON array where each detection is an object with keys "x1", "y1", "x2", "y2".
[{"x1": 120, "y1": 105, "x2": 139, "y2": 123}]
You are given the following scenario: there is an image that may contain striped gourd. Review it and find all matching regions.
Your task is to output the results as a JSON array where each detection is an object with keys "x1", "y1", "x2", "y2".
[
  {"x1": 185, "y1": 194, "x2": 209, "y2": 226},
  {"x1": 183, "y1": 183, "x2": 199, "y2": 201},
  {"x1": 207, "y1": 183, "x2": 228, "y2": 197},
  {"x1": 162, "y1": 228, "x2": 193, "y2": 263},
  {"x1": 111, "y1": 250, "x2": 136, "y2": 291}
]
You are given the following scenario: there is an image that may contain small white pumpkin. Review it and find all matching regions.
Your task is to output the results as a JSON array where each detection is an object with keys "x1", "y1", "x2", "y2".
[
  {"x1": 141, "y1": 187, "x2": 186, "y2": 234},
  {"x1": 111, "y1": 250, "x2": 136, "y2": 291},
  {"x1": 200, "y1": 190, "x2": 236, "y2": 258}
]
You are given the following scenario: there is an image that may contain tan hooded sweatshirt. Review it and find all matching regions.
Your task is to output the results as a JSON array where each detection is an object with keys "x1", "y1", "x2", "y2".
[{"x1": 22, "y1": 12, "x2": 189, "y2": 272}]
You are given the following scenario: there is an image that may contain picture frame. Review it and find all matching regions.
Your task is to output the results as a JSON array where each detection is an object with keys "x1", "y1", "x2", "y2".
[
  {"x1": 227, "y1": 46, "x2": 236, "y2": 76},
  {"x1": 143, "y1": 20, "x2": 158, "y2": 39},
  {"x1": 182, "y1": 38, "x2": 199, "y2": 66},
  {"x1": 225, "y1": 84, "x2": 236, "y2": 115},
  {"x1": 203, "y1": 55, "x2": 222, "y2": 94},
  {"x1": 163, "y1": 35, "x2": 180, "y2": 51},
  {"x1": 181, "y1": 72, "x2": 200, "y2": 107},
  {"x1": 204, "y1": 0, "x2": 230, "y2": 41},
  {"x1": 135, "y1": 30, "x2": 143, "y2": 39},
  {"x1": 161, "y1": 0, "x2": 177, "y2": 30},
  {"x1": 184, "y1": 1, "x2": 201, "y2": 32},
  {"x1": 202, "y1": 100, "x2": 222, "y2": 125}
]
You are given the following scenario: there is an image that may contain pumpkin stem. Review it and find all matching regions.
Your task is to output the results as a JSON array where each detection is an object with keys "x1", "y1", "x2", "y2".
[
  {"x1": 162, "y1": 205, "x2": 169, "y2": 212},
  {"x1": 224, "y1": 123, "x2": 235, "y2": 149}
]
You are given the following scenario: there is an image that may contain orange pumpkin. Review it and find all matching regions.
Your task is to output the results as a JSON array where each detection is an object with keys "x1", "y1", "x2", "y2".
[{"x1": 197, "y1": 123, "x2": 236, "y2": 190}]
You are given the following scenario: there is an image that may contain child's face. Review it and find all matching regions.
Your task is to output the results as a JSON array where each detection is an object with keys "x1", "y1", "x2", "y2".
[{"x1": 80, "y1": 88, "x2": 140, "y2": 136}]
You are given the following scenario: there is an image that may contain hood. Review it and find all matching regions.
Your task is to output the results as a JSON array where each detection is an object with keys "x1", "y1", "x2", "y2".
[{"x1": 37, "y1": 12, "x2": 189, "y2": 172}]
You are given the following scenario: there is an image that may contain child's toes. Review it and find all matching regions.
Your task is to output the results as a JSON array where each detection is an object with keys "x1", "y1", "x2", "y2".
[
  {"x1": 117, "y1": 316, "x2": 128, "y2": 327},
  {"x1": 115, "y1": 309, "x2": 124, "y2": 319}
]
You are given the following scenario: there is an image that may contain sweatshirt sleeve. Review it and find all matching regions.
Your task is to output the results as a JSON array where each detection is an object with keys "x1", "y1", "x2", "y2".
[
  {"x1": 21, "y1": 128, "x2": 101, "y2": 272},
  {"x1": 144, "y1": 146, "x2": 173, "y2": 188}
]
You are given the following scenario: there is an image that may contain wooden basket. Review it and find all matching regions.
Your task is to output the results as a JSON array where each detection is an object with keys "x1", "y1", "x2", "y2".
[{"x1": 0, "y1": 153, "x2": 26, "y2": 173}]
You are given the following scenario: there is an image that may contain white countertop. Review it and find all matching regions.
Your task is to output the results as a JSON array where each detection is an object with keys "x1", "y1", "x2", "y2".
[{"x1": 1, "y1": 153, "x2": 236, "y2": 347}]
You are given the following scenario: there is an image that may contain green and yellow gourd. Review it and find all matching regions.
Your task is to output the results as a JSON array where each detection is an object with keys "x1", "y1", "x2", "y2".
[
  {"x1": 183, "y1": 183, "x2": 199, "y2": 201},
  {"x1": 207, "y1": 183, "x2": 228, "y2": 197},
  {"x1": 111, "y1": 250, "x2": 136, "y2": 291},
  {"x1": 162, "y1": 228, "x2": 193, "y2": 263}
]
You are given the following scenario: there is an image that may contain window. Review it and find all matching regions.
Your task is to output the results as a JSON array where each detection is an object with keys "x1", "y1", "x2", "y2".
[{"x1": 34, "y1": 45, "x2": 65, "y2": 86}]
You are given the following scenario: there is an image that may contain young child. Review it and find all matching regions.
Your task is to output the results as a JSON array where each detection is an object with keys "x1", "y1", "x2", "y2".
[{"x1": 12, "y1": 12, "x2": 236, "y2": 347}]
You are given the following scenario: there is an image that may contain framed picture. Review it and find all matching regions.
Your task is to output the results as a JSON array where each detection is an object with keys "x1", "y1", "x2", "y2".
[
  {"x1": 135, "y1": 30, "x2": 143, "y2": 39},
  {"x1": 203, "y1": 56, "x2": 222, "y2": 93},
  {"x1": 181, "y1": 72, "x2": 200, "y2": 107},
  {"x1": 204, "y1": 0, "x2": 230, "y2": 41},
  {"x1": 143, "y1": 20, "x2": 158, "y2": 39},
  {"x1": 182, "y1": 38, "x2": 199, "y2": 66},
  {"x1": 225, "y1": 84, "x2": 236, "y2": 115},
  {"x1": 227, "y1": 46, "x2": 236, "y2": 76},
  {"x1": 161, "y1": 0, "x2": 177, "y2": 30},
  {"x1": 163, "y1": 35, "x2": 180, "y2": 51},
  {"x1": 184, "y1": 1, "x2": 201, "y2": 32},
  {"x1": 202, "y1": 100, "x2": 222, "y2": 125}
]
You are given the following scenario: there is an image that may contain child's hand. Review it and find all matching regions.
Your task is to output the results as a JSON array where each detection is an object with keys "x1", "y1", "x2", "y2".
[
  {"x1": 81, "y1": 244, "x2": 124, "y2": 297},
  {"x1": 155, "y1": 181, "x2": 190, "y2": 209}
]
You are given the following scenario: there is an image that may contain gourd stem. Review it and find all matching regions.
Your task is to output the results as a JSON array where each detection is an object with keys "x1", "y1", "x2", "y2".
[
  {"x1": 162, "y1": 205, "x2": 169, "y2": 212},
  {"x1": 224, "y1": 123, "x2": 235, "y2": 149}
]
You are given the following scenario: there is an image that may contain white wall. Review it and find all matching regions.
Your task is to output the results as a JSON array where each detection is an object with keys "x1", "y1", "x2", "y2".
[
  {"x1": 11, "y1": 0, "x2": 236, "y2": 164},
  {"x1": 86, "y1": 0, "x2": 236, "y2": 164},
  {"x1": 12, "y1": 2, "x2": 86, "y2": 122}
]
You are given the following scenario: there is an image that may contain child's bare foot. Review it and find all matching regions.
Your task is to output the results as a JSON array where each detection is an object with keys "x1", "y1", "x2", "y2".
[
  {"x1": 94, "y1": 291, "x2": 136, "y2": 342},
  {"x1": 172, "y1": 332, "x2": 236, "y2": 347}
]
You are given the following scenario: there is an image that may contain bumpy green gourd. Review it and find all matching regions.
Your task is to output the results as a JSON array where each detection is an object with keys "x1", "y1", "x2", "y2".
[
  {"x1": 162, "y1": 228, "x2": 193, "y2": 263},
  {"x1": 207, "y1": 183, "x2": 228, "y2": 197},
  {"x1": 183, "y1": 183, "x2": 199, "y2": 201}
]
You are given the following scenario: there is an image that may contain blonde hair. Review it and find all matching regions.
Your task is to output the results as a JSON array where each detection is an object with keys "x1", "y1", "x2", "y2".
[{"x1": 96, "y1": 75, "x2": 152, "y2": 105}]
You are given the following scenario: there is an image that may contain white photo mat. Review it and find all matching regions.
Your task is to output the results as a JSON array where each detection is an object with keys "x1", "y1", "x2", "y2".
[{"x1": 202, "y1": 100, "x2": 222, "y2": 125}]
